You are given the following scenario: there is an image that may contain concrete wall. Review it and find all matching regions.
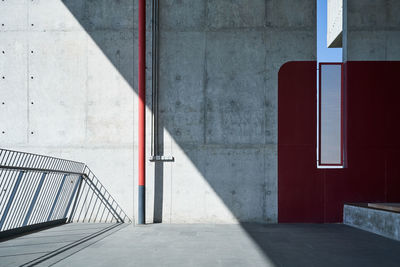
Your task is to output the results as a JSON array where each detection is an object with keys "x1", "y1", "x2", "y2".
[
  {"x1": 142, "y1": 0, "x2": 316, "y2": 224},
  {"x1": 343, "y1": 0, "x2": 400, "y2": 61},
  {"x1": 0, "y1": 0, "x2": 316, "y2": 224},
  {"x1": 0, "y1": 0, "x2": 135, "y2": 219},
  {"x1": 327, "y1": 0, "x2": 343, "y2": 48},
  {"x1": 344, "y1": 204, "x2": 400, "y2": 241}
]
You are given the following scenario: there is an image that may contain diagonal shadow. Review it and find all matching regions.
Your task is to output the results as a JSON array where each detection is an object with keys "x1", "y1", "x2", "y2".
[
  {"x1": 56, "y1": 0, "x2": 284, "y2": 260},
  {"x1": 21, "y1": 223, "x2": 127, "y2": 266},
  {"x1": 0, "y1": 223, "x2": 126, "y2": 266}
]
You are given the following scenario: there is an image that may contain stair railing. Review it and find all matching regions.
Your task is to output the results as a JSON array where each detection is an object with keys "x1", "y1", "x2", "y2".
[{"x1": 0, "y1": 148, "x2": 131, "y2": 238}]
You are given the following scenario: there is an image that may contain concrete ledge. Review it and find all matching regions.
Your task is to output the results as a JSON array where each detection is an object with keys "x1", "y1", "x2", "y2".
[{"x1": 344, "y1": 204, "x2": 400, "y2": 241}]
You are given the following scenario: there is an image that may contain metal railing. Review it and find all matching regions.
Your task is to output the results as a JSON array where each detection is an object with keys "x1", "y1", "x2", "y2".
[{"x1": 0, "y1": 148, "x2": 131, "y2": 236}]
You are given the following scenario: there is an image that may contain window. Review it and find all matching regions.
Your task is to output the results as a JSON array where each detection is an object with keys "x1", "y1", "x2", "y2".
[{"x1": 318, "y1": 63, "x2": 344, "y2": 167}]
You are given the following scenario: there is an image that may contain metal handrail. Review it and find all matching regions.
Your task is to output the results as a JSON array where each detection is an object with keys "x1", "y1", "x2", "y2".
[
  {"x1": 0, "y1": 149, "x2": 85, "y2": 172},
  {"x1": 0, "y1": 165, "x2": 84, "y2": 176},
  {"x1": 0, "y1": 148, "x2": 131, "y2": 237}
]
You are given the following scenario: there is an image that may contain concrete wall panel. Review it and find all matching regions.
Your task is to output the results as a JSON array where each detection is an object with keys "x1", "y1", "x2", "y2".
[
  {"x1": 168, "y1": 145, "x2": 277, "y2": 223},
  {"x1": 206, "y1": 31, "x2": 266, "y2": 145},
  {"x1": 0, "y1": 33, "x2": 28, "y2": 144},
  {"x1": 202, "y1": 147, "x2": 266, "y2": 222},
  {"x1": 265, "y1": 30, "x2": 316, "y2": 144},
  {"x1": 158, "y1": 31, "x2": 205, "y2": 145},
  {"x1": 344, "y1": 0, "x2": 400, "y2": 61},
  {"x1": 386, "y1": 31, "x2": 400, "y2": 60},
  {"x1": 169, "y1": 147, "x2": 214, "y2": 223},
  {"x1": 386, "y1": 0, "x2": 400, "y2": 29},
  {"x1": 0, "y1": 0, "x2": 135, "y2": 220},
  {"x1": 346, "y1": 31, "x2": 387, "y2": 61},
  {"x1": 29, "y1": 0, "x2": 84, "y2": 31},
  {"x1": 266, "y1": 0, "x2": 315, "y2": 29},
  {"x1": 207, "y1": 0, "x2": 265, "y2": 29},
  {"x1": 0, "y1": 0, "x2": 28, "y2": 31},
  {"x1": 160, "y1": 0, "x2": 205, "y2": 31},
  {"x1": 84, "y1": 0, "x2": 134, "y2": 31},
  {"x1": 86, "y1": 31, "x2": 134, "y2": 144},
  {"x1": 347, "y1": 0, "x2": 390, "y2": 30},
  {"x1": 264, "y1": 147, "x2": 277, "y2": 222},
  {"x1": 28, "y1": 32, "x2": 87, "y2": 145}
]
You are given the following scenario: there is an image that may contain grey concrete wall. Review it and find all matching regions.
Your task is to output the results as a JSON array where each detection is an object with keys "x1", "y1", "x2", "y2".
[
  {"x1": 0, "y1": 0, "x2": 135, "y2": 219},
  {"x1": 0, "y1": 0, "x2": 316, "y2": 224},
  {"x1": 143, "y1": 0, "x2": 316, "y2": 223},
  {"x1": 344, "y1": 204, "x2": 400, "y2": 241},
  {"x1": 343, "y1": 0, "x2": 400, "y2": 61}
]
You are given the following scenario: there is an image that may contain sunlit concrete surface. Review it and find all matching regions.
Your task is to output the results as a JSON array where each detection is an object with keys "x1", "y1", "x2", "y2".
[
  {"x1": 327, "y1": 0, "x2": 343, "y2": 48},
  {"x1": 0, "y1": 0, "x2": 317, "y2": 224},
  {"x1": 1, "y1": 223, "x2": 400, "y2": 267},
  {"x1": 0, "y1": 223, "x2": 119, "y2": 266}
]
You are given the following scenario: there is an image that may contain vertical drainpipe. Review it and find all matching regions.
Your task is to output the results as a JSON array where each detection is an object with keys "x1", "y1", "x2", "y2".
[
  {"x1": 138, "y1": 0, "x2": 146, "y2": 225},
  {"x1": 151, "y1": 0, "x2": 159, "y2": 158}
]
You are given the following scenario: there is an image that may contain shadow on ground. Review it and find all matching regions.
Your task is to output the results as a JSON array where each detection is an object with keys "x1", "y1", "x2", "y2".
[
  {"x1": 3, "y1": 223, "x2": 399, "y2": 267},
  {"x1": 61, "y1": 0, "x2": 276, "y2": 219},
  {"x1": 59, "y1": 0, "x2": 281, "y2": 261},
  {"x1": 241, "y1": 223, "x2": 400, "y2": 267},
  {"x1": 0, "y1": 223, "x2": 127, "y2": 266}
]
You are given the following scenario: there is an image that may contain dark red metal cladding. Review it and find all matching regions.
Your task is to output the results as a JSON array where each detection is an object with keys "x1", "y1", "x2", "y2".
[
  {"x1": 278, "y1": 61, "x2": 322, "y2": 223},
  {"x1": 278, "y1": 61, "x2": 400, "y2": 223}
]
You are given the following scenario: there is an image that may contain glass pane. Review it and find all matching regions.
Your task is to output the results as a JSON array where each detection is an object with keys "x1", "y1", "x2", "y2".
[{"x1": 320, "y1": 64, "x2": 342, "y2": 165}]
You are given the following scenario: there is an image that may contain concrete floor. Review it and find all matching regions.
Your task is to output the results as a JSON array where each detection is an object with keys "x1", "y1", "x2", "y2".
[{"x1": 1, "y1": 223, "x2": 400, "y2": 267}]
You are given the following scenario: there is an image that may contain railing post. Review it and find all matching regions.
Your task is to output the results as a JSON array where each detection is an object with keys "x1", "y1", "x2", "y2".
[
  {"x1": 22, "y1": 172, "x2": 47, "y2": 226},
  {"x1": 0, "y1": 171, "x2": 24, "y2": 230},
  {"x1": 47, "y1": 174, "x2": 67, "y2": 221},
  {"x1": 65, "y1": 175, "x2": 83, "y2": 222}
]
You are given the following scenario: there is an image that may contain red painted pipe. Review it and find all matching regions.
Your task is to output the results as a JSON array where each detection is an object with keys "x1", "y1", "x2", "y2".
[{"x1": 138, "y1": 0, "x2": 146, "y2": 224}]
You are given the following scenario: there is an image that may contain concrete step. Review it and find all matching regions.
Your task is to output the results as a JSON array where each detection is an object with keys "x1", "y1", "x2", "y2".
[{"x1": 343, "y1": 203, "x2": 400, "y2": 241}]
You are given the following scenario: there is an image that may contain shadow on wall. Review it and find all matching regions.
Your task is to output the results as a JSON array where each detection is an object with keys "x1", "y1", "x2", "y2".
[
  {"x1": 59, "y1": 0, "x2": 290, "y2": 225},
  {"x1": 39, "y1": 0, "x2": 313, "y2": 262}
]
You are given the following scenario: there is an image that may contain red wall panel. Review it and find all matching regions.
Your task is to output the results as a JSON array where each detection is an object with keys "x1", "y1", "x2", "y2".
[
  {"x1": 278, "y1": 61, "x2": 323, "y2": 223},
  {"x1": 278, "y1": 61, "x2": 400, "y2": 223}
]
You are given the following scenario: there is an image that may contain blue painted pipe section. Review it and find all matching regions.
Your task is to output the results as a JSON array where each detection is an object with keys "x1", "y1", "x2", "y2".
[{"x1": 138, "y1": 185, "x2": 145, "y2": 224}]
